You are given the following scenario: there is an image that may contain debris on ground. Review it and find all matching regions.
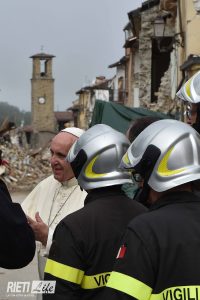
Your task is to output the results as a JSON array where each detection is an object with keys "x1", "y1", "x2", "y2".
[{"x1": 0, "y1": 142, "x2": 52, "y2": 192}]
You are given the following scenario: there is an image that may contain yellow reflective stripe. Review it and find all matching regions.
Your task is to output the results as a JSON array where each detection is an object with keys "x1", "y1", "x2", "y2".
[
  {"x1": 81, "y1": 272, "x2": 110, "y2": 289},
  {"x1": 157, "y1": 146, "x2": 185, "y2": 176},
  {"x1": 106, "y1": 271, "x2": 152, "y2": 300},
  {"x1": 85, "y1": 155, "x2": 107, "y2": 178},
  {"x1": 122, "y1": 152, "x2": 130, "y2": 166},
  {"x1": 44, "y1": 259, "x2": 84, "y2": 285},
  {"x1": 150, "y1": 285, "x2": 200, "y2": 300},
  {"x1": 185, "y1": 78, "x2": 192, "y2": 98}
]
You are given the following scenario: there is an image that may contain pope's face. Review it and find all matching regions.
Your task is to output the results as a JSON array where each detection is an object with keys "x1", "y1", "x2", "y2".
[{"x1": 50, "y1": 132, "x2": 77, "y2": 183}]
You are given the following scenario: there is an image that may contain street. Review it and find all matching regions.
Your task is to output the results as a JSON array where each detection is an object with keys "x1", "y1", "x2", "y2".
[{"x1": 0, "y1": 192, "x2": 39, "y2": 300}]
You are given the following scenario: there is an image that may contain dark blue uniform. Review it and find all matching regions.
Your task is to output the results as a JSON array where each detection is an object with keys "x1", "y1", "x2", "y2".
[
  {"x1": 44, "y1": 185, "x2": 147, "y2": 299},
  {"x1": 0, "y1": 179, "x2": 35, "y2": 269},
  {"x1": 105, "y1": 191, "x2": 200, "y2": 300}
]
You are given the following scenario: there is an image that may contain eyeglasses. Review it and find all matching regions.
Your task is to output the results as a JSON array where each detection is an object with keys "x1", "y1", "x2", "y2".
[
  {"x1": 184, "y1": 103, "x2": 198, "y2": 120},
  {"x1": 184, "y1": 103, "x2": 192, "y2": 120},
  {"x1": 132, "y1": 173, "x2": 143, "y2": 183}
]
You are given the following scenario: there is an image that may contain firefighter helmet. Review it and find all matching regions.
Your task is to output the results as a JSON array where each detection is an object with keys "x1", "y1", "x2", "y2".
[
  {"x1": 67, "y1": 124, "x2": 132, "y2": 190},
  {"x1": 176, "y1": 70, "x2": 200, "y2": 103},
  {"x1": 120, "y1": 119, "x2": 200, "y2": 192}
]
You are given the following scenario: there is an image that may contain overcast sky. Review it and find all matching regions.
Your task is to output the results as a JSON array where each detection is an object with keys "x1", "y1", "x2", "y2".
[{"x1": 0, "y1": 0, "x2": 142, "y2": 112}]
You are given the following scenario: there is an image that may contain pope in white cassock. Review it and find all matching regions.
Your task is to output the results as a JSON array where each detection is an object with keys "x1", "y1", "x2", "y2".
[{"x1": 22, "y1": 127, "x2": 87, "y2": 279}]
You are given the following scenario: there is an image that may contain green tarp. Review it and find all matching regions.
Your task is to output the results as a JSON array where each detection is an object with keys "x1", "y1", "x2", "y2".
[{"x1": 90, "y1": 100, "x2": 174, "y2": 134}]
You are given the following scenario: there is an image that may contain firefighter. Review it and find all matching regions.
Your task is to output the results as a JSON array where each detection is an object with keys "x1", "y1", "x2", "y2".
[
  {"x1": 105, "y1": 119, "x2": 200, "y2": 299},
  {"x1": 176, "y1": 70, "x2": 200, "y2": 133},
  {"x1": 44, "y1": 124, "x2": 147, "y2": 299},
  {"x1": 125, "y1": 116, "x2": 161, "y2": 204}
]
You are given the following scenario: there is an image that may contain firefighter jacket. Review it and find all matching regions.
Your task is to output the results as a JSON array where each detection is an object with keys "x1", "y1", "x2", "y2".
[
  {"x1": 105, "y1": 191, "x2": 200, "y2": 300},
  {"x1": 0, "y1": 179, "x2": 35, "y2": 269},
  {"x1": 44, "y1": 185, "x2": 147, "y2": 299}
]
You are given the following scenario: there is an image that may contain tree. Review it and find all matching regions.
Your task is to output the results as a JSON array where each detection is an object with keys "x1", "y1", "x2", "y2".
[{"x1": 0, "y1": 102, "x2": 31, "y2": 127}]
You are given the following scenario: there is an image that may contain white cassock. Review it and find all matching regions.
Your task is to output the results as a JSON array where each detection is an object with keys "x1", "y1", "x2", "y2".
[{"x1": 21, "y1": 174, "x2": 87, "y2": 278}]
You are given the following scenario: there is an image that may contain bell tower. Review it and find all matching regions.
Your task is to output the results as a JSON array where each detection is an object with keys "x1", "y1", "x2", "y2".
[{"x1": 30, "y1": 52, "x2": 56, "y2": 132}]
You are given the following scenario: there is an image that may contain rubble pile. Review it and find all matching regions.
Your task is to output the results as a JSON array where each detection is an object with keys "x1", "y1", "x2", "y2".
[{"x1": 0, "y1": 142, "x2": 52, "y2": 192}]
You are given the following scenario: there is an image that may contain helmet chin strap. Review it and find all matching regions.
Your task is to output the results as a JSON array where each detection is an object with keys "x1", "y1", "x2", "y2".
[
  {"x1": 134, "y1": 166, "x2": 152, "y2": 208},
  {"x1": 192, "y1": 104, "x2": 200, "y2": 134},
  {"x1": 133, "y1": 144, "x2": 161, "y2": 208},
  {"x1": 134, "y1": 184, "x2": 151, "y2": 208},
  {"x1": 192, "y1": 122, "x2": 200, "y2": 134}
]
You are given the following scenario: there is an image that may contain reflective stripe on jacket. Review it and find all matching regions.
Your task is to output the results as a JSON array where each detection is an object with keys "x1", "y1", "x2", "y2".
[
  {"x1": 105, "y1": 191, "x2": 200, "y2": 300},
  {"x1": 44, "y1": 185, "x2": 147, "y2": 299}
]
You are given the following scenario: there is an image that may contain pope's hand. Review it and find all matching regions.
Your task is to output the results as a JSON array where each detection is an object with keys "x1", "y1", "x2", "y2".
[{"x1": 27, "y1": 212, "x2": 49, "y2": 246}]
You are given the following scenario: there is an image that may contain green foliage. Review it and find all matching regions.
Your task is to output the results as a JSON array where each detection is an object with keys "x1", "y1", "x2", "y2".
[{"x1": 0, "y1": 102, "x2": 31, "y2": 127}]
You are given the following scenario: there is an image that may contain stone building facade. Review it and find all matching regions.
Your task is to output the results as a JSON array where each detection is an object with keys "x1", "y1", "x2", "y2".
[
  {"x1": 138, "y1": 1, "x2": 176, "y2": 112},
  {"x1": 72, "y1": 0, "x2": 200, "y2": 126},
  {"x1": 113, "y1": 0, "x2": 177, "y2": 114}
]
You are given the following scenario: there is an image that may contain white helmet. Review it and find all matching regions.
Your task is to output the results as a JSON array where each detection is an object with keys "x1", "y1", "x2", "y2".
[
  {"x1": 176, "y1": 70, "x2": 200, "y2": 103},
  {"x1": 120, "y1": 119, "x2": 200, "y2": 192},
  {"x1": 67, "y1": 124, "x2": 132, "y2": 190}
]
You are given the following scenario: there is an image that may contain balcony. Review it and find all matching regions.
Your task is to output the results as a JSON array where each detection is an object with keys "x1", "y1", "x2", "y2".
[{"x1": 109, "y1": 89, "x2": 127, "y2": 103}]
